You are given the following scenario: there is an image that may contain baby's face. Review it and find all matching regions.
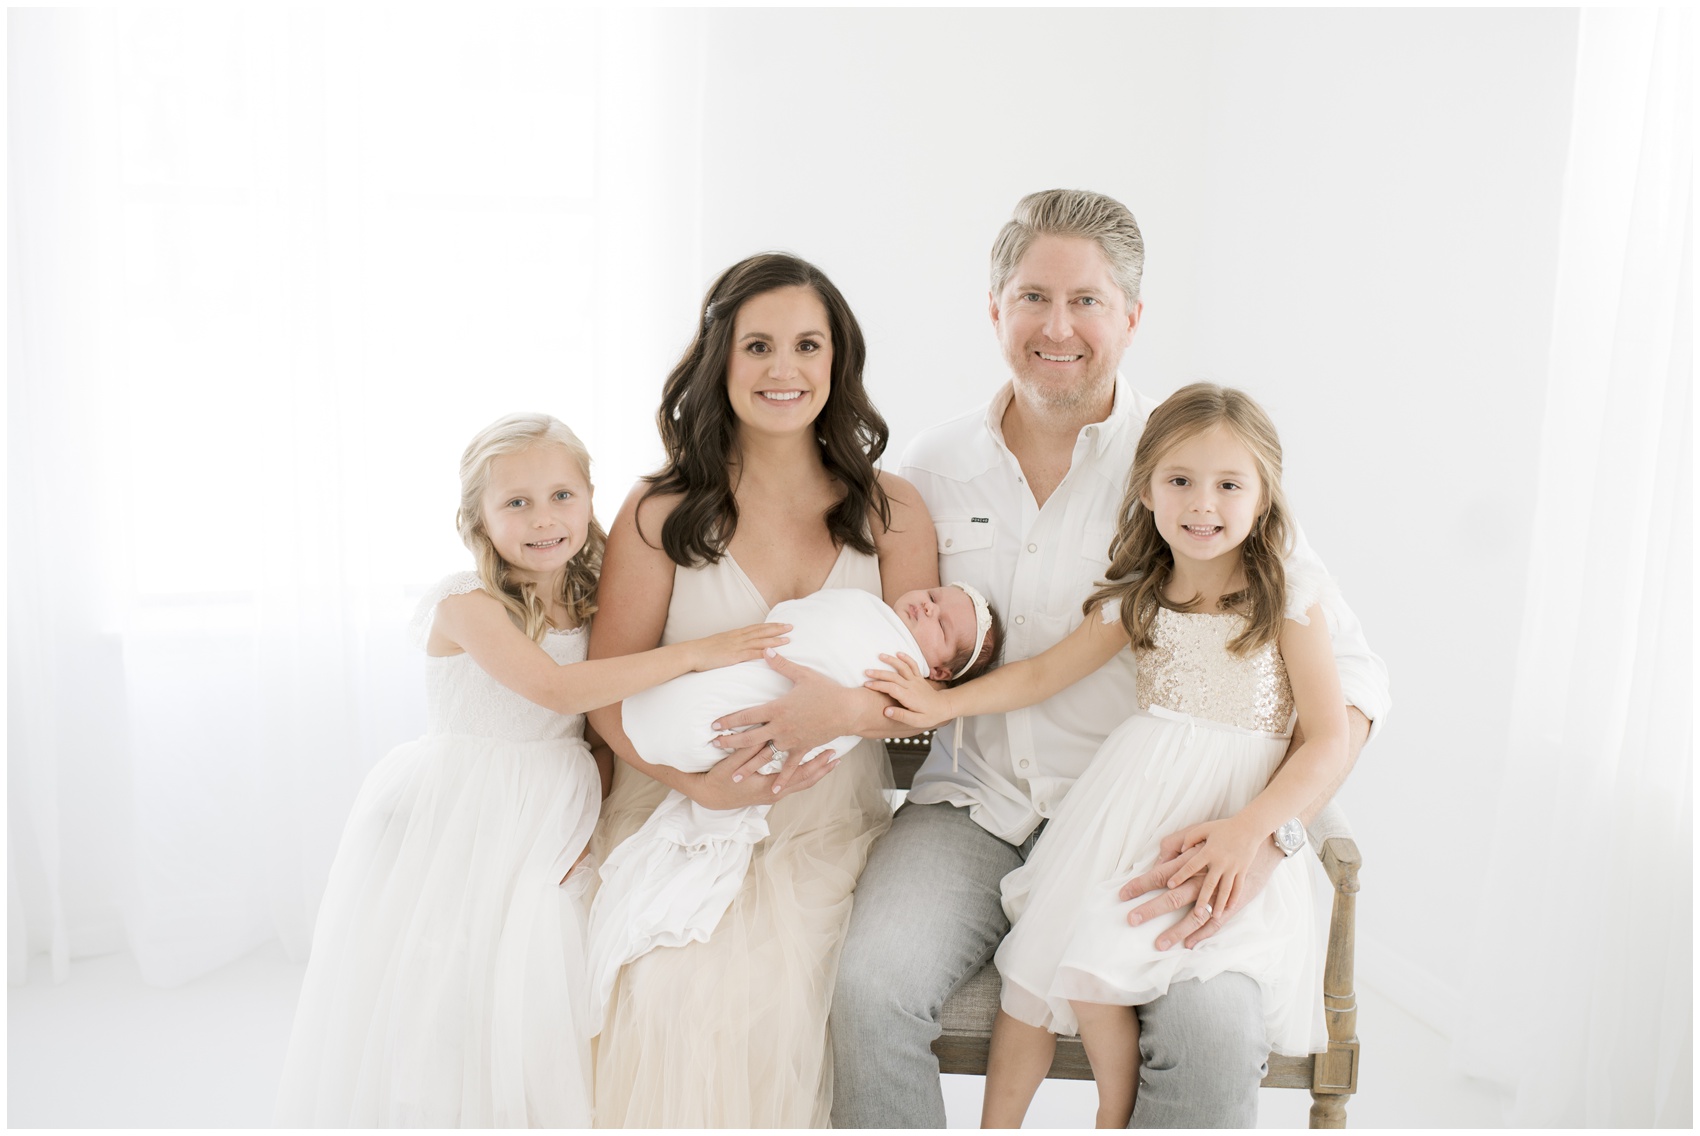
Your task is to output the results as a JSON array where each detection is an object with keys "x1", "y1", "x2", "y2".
[{"x1": 891, "y1": 586, "x2": 976, "y2": 681}]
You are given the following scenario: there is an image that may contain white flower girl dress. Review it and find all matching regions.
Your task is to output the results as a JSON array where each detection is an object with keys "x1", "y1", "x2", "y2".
[{"x1": 275, "y1": 572, "x2": 599, "y2": 1127}]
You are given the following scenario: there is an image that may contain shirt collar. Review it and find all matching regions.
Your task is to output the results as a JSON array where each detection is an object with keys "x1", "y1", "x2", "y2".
[{"x1": 984, "y1": 372, "x2": 1141, "y2": 461}]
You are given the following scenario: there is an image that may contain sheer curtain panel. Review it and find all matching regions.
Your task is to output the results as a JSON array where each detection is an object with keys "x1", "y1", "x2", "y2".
[
  {"x1": 1458, "y1": 8, "x2": 1693, "y2": 1127},
  {"x1": 8, "y1": 8, "x2": 703, "y2": 989}
]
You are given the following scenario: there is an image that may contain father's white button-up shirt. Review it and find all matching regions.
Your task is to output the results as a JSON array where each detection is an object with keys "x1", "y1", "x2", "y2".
[{"x1": 900, "y1": 376, "x2": 1391, "y2": 846}]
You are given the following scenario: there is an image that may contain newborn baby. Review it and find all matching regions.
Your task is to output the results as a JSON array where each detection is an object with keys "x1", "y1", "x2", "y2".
[{"x1": 586, "y1": 584, "x2": 1000, "y2": 1023}]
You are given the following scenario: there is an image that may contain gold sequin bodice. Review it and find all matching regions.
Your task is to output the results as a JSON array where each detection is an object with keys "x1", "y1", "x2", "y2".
[{"x1": 1134, "y1": 608, "x2": 1295, "y2": 735}]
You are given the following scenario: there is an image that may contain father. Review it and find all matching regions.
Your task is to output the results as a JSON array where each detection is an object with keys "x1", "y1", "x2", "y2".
[{"x1": 827, "y1": 189, "x2": 1390, "y2": 1127}]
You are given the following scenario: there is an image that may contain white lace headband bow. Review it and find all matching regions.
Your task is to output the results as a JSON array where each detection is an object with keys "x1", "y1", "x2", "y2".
[{"x1": 947, "y1": 581, "x2": 993, "y2": 680}]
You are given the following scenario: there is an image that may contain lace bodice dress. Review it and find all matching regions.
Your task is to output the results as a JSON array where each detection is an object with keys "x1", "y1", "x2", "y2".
[
  {"x1": 589, "y1": 547, "x2": 895, "y2": 1128},
  {"x1": 994, "y1": 591, "x2": 1330, "y2": 1057},
  {"x1": 276, "y1": 572, "x2": 601, "y2": 1127},
  {"x1": 425, "y1": 631, "x2": 586, "y2": 743}
]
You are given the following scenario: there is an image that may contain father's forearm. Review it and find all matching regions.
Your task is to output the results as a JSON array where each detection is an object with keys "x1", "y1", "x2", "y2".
[{"x1": 1288, "y1": 707, "x2": 1370, "y2": 828}]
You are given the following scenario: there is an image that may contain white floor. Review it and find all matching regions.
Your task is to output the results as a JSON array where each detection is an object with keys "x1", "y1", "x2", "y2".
[{"x1": 7, "y1": 943, "x2": 1509, "y2": 1129}]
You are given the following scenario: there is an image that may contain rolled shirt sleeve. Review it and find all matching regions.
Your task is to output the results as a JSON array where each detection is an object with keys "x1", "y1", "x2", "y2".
[{"x1": 1290, "y1": 524, "x2": 1392, "y2": 740}]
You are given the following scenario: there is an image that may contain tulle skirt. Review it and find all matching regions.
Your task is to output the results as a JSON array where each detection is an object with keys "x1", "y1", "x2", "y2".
[
  {"x1": 588, "y1": 740, "x2": 892, "y2": 1128},
  {"x1": 997, "y1": 708, "x2": 1326, "y2": 1056},
  {"x1": 275, "y1": 732, "x2": 601, "y2": 1127}
]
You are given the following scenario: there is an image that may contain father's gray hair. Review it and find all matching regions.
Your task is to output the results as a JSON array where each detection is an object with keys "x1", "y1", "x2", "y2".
[{"x1": 989, "y1": 189, "x2": 1146, "y2": 307}]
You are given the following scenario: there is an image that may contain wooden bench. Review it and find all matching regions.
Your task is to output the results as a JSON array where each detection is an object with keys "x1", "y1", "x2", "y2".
[{"x1": 883, "y1": 734, "x2": 1362, "y2": 1128}]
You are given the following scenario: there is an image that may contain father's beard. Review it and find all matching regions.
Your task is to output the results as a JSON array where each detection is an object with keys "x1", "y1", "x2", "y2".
[{"x1": 1007, "y1": 357, "x2": 1118, "y2": 424}]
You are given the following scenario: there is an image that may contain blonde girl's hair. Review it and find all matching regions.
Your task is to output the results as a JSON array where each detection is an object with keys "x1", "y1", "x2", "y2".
[
  {"x1": 1088, "y1": 383, "x2": 1293, "y2": 655},
  {"x1": 455, "y1": 412, "x2": 607, "y2": 642}
]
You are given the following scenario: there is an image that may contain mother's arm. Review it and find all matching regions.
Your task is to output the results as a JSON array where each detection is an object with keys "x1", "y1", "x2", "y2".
[
  {"x1": 871, "y1": 472, "x2": 943, "y2": 605},
  {"x1": 586, "y1": 482, "x2": 834, "y2": 810},
  {"x1": 711, "y1": 472, "x2": 941, "y2": 789}
]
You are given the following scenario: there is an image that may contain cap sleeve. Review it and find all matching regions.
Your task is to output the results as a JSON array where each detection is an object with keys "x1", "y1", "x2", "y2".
[
  {"x1": 1098, "y1": 596, "x2": 1122, "y2": 625},
  {"x1": 409, "y1": 571, "x2": 485, "y2": 648},
  {"x1": 1283, "y1": 557, "x2": 1340, "y2": 626}
]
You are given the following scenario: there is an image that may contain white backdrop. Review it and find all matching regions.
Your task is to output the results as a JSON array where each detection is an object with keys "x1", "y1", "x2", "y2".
[{"x1": 8, "y1": 7, "x2": 1691, "y2": 1126}]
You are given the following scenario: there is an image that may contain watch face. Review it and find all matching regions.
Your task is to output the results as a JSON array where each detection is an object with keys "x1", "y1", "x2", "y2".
[{"x1": 1276, "y1": 819, "x2": 1304, "y2": 852}]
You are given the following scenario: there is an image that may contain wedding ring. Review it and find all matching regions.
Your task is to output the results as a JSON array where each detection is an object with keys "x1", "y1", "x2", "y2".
[
  {"x1": 1199, "y1": 902, "x2": 1214, "y2": 919},
  {"x1": 770, "y1": 746, "x2": 789, "y2": 762}
]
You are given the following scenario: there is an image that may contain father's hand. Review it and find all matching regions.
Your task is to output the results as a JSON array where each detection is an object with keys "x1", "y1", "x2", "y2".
[
  {"x1": 1120, "y1": 823, "x2": 1285, "y2": 950},
  {"x1": 710, "y1": 654, "x2": 859, "y2": 793}
]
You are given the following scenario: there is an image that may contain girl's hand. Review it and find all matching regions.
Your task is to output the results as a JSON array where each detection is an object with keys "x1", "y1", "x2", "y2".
[
  {"x1": 689, "y1": 622, "x2": 792, "y2": 672},
  {"x1": 1150, "y1": 816, "x2": 1268, "y2": 938},
  {"x1": 863, "y1": 652, "x2": 954, "y2": 729}
]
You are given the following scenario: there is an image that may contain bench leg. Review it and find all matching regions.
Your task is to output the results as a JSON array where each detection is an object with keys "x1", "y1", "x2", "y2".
[
  {"x1": 1307, "y1": 842, "x2": 1359, "y2": 1129},
  {"x1": 1309, "y1": 1091, "x2": 1349, "y2": 1128}
]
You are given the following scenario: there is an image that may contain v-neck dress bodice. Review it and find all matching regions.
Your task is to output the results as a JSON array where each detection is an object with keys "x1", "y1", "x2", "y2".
[{"x1": 658, "y1": 543, "x2": 865, "y2": 645}]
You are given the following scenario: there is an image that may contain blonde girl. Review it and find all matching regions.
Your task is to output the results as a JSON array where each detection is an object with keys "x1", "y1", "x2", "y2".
[
  {"x1": 867, "y1": 384, "x2": 1348, "y2": 1128},
  {"x1": 275, "y1": 413, "x2": 788, "y2": 1127}
]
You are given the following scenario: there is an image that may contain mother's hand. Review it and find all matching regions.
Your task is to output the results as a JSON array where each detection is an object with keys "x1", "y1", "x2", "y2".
[
  {"x1": 689, "y1": 742, "x2": 840, "y2": 809},
  {"x1": 710, "y1": 653, "x2": 868, "y2": 792}
]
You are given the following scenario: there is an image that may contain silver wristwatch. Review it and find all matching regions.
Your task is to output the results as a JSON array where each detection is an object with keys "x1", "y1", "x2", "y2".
[{"x1": 1273, "y1": 816, "x2": 1306, "y2": 857}]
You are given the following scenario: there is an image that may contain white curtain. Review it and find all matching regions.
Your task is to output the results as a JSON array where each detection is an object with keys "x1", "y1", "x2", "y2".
[
  {"x1": 8, "y1": 8, "x2": 703, "y2": 988},
  {"x1": 1459, "y1": 9, "x2": 1692, "y2": 1127}
]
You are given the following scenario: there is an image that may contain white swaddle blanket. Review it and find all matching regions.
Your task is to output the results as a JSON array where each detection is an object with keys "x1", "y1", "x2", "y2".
[{"x1": 587, "y1": 588, "x2": 923, "y2": 1025}]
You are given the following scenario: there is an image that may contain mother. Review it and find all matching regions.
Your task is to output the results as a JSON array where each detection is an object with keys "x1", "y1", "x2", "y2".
[{"x1": 586, "y1": 253, "x2": 938, "y2": 1127}]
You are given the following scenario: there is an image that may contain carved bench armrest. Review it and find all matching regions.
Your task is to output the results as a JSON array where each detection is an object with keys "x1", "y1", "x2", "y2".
[{"x1": 1319, "y1": 836, "x2": 1361, "y2": 894}]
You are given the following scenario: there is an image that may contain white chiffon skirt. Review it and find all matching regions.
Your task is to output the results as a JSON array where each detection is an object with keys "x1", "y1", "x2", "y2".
[
  {"x1": 996, "y1": 708, "x2": 1326, "y2": 1056},
  {"x1": 275, "y1": 733, "x2": 601, "y2": 1127}
]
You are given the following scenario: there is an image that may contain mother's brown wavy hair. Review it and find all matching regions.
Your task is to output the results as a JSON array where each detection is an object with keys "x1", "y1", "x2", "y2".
[
  {"x1": 640, "y1": 253, "x2": 891, "y2": 566},
  {"x1": 1089, "y1": 383, "x2": 1293, "y2": 655}
]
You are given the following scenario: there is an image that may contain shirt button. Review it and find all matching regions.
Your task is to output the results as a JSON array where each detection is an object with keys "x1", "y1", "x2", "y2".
[
  {"x1": 1018, "y1": 759, "x2": 1030, "y2": 770},
  {"x1": 1027, "y1": 543, "x2": 1038, "y2": 553},
  {"x1": 1014, "y1": 615, "x2": 1026, "y2": 625},
  {"x1": 944, "y1": 538, "x2": 953, "y2": 548}
]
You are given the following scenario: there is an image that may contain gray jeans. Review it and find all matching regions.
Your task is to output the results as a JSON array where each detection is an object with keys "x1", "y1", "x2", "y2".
[{"x1": 830, "y1": 800, "x2": 1267, "y2": 1128}]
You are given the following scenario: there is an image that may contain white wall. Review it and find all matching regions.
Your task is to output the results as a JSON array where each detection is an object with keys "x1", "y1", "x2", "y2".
[
  {"x1": 686, "y1": 7, "x2": 1581, "y2": 1033},
  {"x1": 9, "y1": 5, "x2": 1589, "y2": 1043}
]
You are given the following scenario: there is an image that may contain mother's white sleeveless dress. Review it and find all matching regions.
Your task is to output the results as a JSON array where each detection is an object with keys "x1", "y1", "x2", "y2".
[{"x1": 589, "y1": 545, "x2": 893, "y2": 1127}]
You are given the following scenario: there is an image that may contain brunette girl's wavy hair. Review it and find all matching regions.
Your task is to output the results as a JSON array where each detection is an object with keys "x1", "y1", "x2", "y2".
[
  {"x1": 639, "y1": 253, "x2": 891, "y2": 566},
  {"x1": 455, "y1": 412, "x2": 606, "y2": 642},
  {"x1": 1088, "y1": 383, "x2": 1292, "y2": 655}
]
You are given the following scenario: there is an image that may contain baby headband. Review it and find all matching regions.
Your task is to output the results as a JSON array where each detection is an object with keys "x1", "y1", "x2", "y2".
[{"x1": 948, "y1": 581, "x2": 994, "y2": 680}]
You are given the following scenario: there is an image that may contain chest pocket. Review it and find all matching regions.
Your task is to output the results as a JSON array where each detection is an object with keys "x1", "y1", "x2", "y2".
[
  {"x1": 1080, "y1": 525, "x2": 1117, "y2": 568},
  {"x1": 935, "y1": 518, "x2": 996, "y2": 559}
]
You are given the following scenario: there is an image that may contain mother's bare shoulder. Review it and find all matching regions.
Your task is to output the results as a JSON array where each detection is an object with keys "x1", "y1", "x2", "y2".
[
  {"x1": 613, "y1": 479, "x2": 682, "y2": 554},
  {"x1": 871, "y1": 470, "x2": 932, "y2": 537}
]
